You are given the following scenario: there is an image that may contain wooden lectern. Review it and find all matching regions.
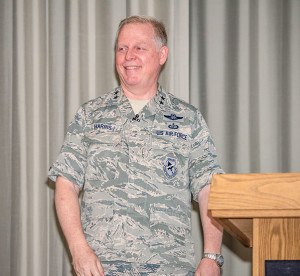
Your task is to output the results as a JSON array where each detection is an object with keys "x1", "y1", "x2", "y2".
[{"x1": 208, "y1": 173, "x2": 300, "y2": 276}]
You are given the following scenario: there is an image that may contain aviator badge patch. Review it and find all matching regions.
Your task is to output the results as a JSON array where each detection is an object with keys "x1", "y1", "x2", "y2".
[{"x1": 164, "y1": 114, "x2": 183, "y2": 121}]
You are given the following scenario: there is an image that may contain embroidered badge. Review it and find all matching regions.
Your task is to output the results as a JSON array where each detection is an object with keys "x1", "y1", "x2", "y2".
[
  {"x1": 93, "y1": 123, "x2": 113, "y2": 130},
  {"x1": 155, "y1": 130, "x2": 187, "y2": 141},
  {"x1": 168, "y1": 123, "x2": 179, "y2": 129},
  {"x1": 163, "y1": 157, "x2": 178, "y2": 179},
  {"x1": 164, "y1": 114, "x2": 183, "y2": 120}
]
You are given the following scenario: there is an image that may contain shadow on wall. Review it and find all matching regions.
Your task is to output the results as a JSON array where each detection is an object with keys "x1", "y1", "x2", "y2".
[{"x1": 223, "y1": 231, "x2": 252, "y2": 262}]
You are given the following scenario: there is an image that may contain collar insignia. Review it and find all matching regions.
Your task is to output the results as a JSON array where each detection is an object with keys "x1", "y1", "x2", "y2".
[
  {"x1": 113, "y1": 90, "x2": 119, "y2": 99},
  {"x1": 159, "y1": 95, "x2": 166, "y2": 105}
]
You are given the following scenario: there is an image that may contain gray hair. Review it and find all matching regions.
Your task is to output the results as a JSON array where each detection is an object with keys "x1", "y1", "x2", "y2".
[{"x1": 116, "y1": 15, "x2": 168, "y2": 49}]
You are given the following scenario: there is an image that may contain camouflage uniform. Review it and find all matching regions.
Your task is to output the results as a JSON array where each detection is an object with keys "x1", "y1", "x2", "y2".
[{"x1": 49, "y1": 84, "x2": 224, "y2": 275}]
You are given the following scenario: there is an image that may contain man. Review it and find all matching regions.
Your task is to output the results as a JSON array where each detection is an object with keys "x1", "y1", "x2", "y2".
[{"x1": 49, "y1": 15, "x2": 224, "y2": 276}]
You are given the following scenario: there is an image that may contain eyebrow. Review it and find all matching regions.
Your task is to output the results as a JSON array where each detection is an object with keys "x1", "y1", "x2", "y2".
[{"x1": 118, "y1": 41, "x2": 148, "y2": 46}]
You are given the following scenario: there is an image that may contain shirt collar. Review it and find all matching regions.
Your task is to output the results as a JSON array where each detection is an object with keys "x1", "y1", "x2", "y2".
[{"x1": 103, "y1": 84, "x2": 173, "y2": 119}]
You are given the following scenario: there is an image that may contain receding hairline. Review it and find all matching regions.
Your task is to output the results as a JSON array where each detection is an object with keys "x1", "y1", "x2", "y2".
[{"x1": 116, "y1": 15, "x2": 168, "y2": 49}]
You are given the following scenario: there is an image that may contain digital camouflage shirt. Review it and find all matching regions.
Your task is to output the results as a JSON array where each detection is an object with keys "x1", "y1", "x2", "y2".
[{"x1": 49, "y1": 85, "x2": 224, "y2": 273}]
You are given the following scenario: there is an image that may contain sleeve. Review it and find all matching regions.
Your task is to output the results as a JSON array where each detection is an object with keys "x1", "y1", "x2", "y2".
[
  {"x1": 189, "y1": 110, "x2": 224, "y2": 201},
  {"x1": 48, "y1": 106, "x2": 88, "y2": 190}
]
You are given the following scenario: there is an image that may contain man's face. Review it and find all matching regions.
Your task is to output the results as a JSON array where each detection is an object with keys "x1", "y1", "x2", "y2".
[{"x1": 116, "y1": 23, "x2": 168, "y2": 96}]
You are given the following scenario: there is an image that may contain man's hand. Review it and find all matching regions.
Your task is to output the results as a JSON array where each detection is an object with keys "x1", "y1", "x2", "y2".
[
  {"x1": 195, "y1": 258, "x2": 221, "y2": 276},
  {"x1": 197, "y1": 184, "x2": 223, "y2": 276},
  {"x1": 71, "y1": 242, "x2": 105, "y2": 276},
  {"x1": 55, "y1": 176, "x2": 105, "y2": 276}
]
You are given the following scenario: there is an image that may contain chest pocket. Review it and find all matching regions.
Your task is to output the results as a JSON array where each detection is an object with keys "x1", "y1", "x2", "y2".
[
  {"x1": 84, "y1": 126, "x2": 123, "y2": 181},
  {"x1": 150, "y1": 123, "x2": 191, "y2": 186},
  {"x1": 151, "y1": 124, "x2": 191, "y2": 156}
]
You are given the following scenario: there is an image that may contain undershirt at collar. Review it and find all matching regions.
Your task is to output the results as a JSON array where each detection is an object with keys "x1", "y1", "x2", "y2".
[{"x1": 128, "y1": 98, "x2": 150, "y2": 114}]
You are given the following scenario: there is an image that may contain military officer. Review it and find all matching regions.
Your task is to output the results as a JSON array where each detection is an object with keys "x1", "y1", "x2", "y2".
[{"x1": 49, "y1": 15, "x2": 224, "y2": 276}]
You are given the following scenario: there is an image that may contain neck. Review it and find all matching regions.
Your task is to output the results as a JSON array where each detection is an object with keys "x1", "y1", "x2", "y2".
[{"x1": 121, "y1": 83, "x2": 158, "y2": 100}]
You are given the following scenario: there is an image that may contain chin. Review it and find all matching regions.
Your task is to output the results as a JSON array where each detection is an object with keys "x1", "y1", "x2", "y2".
[{"x1": 123, "y1": 78, "x2": 140, "y2": 86}]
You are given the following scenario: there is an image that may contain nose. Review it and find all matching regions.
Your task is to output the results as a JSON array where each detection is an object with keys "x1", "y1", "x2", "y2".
[{"x1": 125, "y1": 48, "x2": 136, "y2": 60}]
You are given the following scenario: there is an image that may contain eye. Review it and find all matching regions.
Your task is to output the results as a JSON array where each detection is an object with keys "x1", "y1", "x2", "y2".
[
  {"x1": 118, "y1": 46, "x2": 127, "y2": 52},
  {"x1": 136, "y1": 46, "x2": 144, "y2": 51}
]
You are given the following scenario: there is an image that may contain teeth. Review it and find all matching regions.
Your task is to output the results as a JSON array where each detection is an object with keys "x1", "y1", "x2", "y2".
[{"x1": 125, "y1": 66, "x2": 140, "y2": 69}]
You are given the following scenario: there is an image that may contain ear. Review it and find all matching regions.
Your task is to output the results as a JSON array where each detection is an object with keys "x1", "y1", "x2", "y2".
[{"x1": 159, "y1": 46, "x2": 168, "y2": 65}]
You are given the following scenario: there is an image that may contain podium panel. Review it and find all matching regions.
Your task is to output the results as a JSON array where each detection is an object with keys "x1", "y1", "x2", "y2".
[
  {"x1": 253, "y1": 218, "x2": 300, "y2": 275},
  {"x1": 208, "y1": 173, "x2": 300, "y2": 276}
]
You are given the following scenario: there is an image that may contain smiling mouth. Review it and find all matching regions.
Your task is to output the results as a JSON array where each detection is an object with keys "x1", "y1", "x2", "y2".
[{"x1": 125, "y1": 66, "x2": 141, "y2": 69}]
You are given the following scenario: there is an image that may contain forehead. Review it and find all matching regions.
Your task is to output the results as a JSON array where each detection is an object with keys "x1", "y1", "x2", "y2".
[{"x1": 117, "y1": 23, "x2": 155, "y2": 44}]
